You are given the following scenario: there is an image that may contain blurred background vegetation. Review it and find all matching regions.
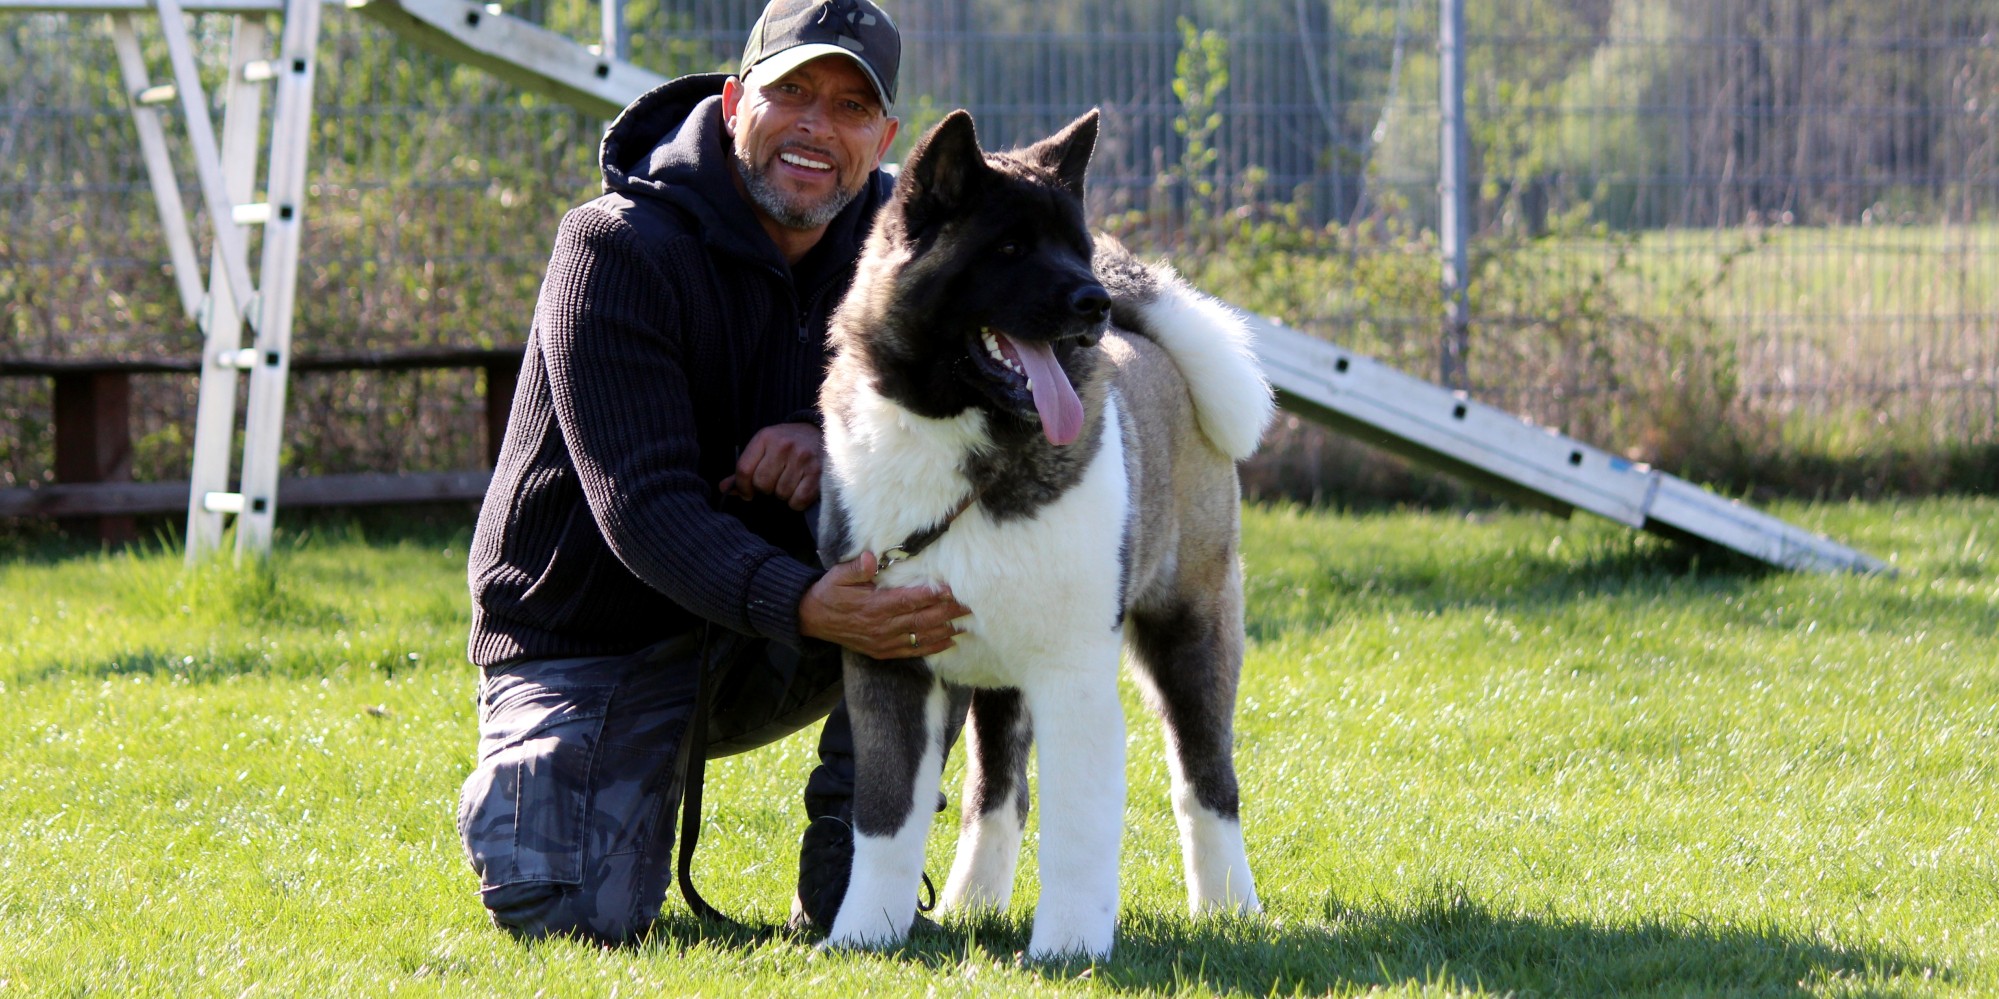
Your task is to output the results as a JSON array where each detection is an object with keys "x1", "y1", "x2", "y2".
[{"x1": 1, "y1": 0, "x2": 1994, "y2": 508}]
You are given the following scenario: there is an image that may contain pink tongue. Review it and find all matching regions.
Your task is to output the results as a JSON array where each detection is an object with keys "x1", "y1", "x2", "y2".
[{"x1": 1001, "y1": 333, "x2": 1085, "y2": 446}]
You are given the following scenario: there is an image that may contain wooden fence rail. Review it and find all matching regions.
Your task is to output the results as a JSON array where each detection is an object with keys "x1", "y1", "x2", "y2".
[{"x1": 0, "y1": 346, "x2": 524, "y2": 542}]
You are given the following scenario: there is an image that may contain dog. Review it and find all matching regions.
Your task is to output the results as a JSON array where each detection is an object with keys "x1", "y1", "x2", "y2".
[{"x1": 815, "y1": 108, "x2": 1274, "y2": 960}]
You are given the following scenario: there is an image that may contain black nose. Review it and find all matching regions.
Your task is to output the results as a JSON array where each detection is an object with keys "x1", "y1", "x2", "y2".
[{"x1": 1070, "y1": 284, "x2": 1111, "y2": 322}]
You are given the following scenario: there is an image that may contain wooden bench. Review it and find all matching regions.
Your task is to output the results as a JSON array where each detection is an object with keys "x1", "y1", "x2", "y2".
[{"x1": 0, "y1": 346, "x2": 526, "y2": 542}]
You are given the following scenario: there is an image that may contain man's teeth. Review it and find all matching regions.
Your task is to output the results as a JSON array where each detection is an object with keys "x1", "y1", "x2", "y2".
[
  {"x1": 780, "y1": 151, "x2": 832, "y2": 170},
  {"x1": 980, "y1": 327, "x2": 1025, "y2": 376}
]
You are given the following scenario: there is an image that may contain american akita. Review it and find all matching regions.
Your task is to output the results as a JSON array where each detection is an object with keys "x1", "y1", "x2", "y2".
[{"x1": 816, "y1": 108, "x2": 1273, "y2": 960}]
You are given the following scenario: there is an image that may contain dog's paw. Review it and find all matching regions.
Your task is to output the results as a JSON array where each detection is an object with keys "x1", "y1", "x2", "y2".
[
  {"x1": 1191, "y1": 890, "x2": 1263, "y2": 917},
  {"x1": 823, "y1": 907, "x2": 913, "y2": 953},
  {"x1": 1025, "y1": 922, "x2": 1114, "y2": 962}
]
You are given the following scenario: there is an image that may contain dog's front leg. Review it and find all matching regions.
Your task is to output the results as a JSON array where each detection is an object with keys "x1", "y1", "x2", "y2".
[
  {"x1": 1021, "y1": 653, "x2": 1126, "y2": 960},
  {"x1": 825, "y1": 653, "x2": 949, "y2": 950},
  {"x1": 941, "y1": 687, "x2": 1032, "y2": 913}
]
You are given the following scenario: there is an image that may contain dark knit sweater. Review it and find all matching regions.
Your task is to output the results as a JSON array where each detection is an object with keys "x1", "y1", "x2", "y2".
[{"x1": 467, "y1": 74, "x2": 892, "y2": 668}]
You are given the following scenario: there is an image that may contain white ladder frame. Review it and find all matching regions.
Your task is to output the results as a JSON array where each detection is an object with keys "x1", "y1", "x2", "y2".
[{"x1": 98, "y1": 0, "x2": 321, "y2": 560}]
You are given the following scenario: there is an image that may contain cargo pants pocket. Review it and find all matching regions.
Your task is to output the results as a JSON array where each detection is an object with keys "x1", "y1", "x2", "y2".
[{"x1": 458, "y1": 670, "x2": 617, "y2": 894}]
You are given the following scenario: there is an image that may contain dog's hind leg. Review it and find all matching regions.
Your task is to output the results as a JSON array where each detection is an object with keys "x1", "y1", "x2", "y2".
[
  {"x1": 940, "y1": 687, "x2": 1031, "y2": 913},
  {"x1": 1021, "y1": 650, "x2": 1126, "y2": 959},
  {"x1": 826, "y1": 655, "x2": 951, "y2": 950},
  {"x1": 1127, "y1": 584, "x2": 1262, "y2": 916}
]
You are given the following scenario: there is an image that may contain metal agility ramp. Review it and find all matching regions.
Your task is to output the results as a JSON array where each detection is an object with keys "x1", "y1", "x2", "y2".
[
  {"x1": 1250, "y1": 320, "x2": 1887, "y2": 573},
  {"x1": 4, "y1": 0, "x2": 1887, "y2": 573}
]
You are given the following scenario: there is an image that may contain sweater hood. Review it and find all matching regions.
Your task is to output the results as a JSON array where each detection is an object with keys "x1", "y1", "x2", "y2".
[{"x1": 597, "y1": 73, "x2": 887, "y2": 271}]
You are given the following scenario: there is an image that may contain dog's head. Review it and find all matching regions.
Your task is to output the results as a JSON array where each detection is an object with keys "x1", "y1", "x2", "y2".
[{"x1": 837, "y1": 109, "x2": 1109, "y2": 446}]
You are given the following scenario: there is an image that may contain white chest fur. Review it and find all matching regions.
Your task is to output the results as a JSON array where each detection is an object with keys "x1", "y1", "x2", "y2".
[{"x1": 824, "y1": 385, "x2": 1130, "y2": 688}]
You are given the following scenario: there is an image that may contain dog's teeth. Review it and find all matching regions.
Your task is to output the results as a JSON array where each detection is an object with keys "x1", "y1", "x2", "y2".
[{"x1": 1025, "y1": 377, "x2": 1035, "y2": 391}]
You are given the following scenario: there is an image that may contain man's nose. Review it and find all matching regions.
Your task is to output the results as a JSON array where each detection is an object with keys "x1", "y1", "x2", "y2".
[{"x1": 795, "y1": 96, "x2": 835, "y2": 133}]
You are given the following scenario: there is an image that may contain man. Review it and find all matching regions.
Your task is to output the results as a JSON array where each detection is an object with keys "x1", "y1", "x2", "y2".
[{"x1": 459, "y1": 0, "x2": 967, "y2": 944}]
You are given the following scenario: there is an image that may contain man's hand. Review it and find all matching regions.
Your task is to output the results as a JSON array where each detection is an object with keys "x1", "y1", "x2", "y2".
[
  {"x1": 799, "y1": 552, "x2": 973, "y2": 660},
  {"x1": 720, "y1": 422, "x2": 823, "y2": 511}
]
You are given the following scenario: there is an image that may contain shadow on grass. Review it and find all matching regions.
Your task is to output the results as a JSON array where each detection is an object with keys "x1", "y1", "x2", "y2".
[
  {"x1": 1105, "y1": 890, "x2": 1933, "y2": 998},
  {"x1": 666, "y1": 890, "x2": 1937, "y2": 997}
]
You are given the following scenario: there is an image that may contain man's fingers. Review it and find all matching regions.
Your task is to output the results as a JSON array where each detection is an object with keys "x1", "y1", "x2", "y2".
[
  {"x1": 786, "y1": 478, "x2": 819, "y2": 512},
  {"x1": 888, "y1": 586, "x2": 969, "y2": 620},
  {"x1": 826, "y1": 551, "x2": 879, "y2": 586},
  {"x1": 888, "y1": 605, "x2": 970, "y2": 638},
  {"x1": 774, "y1": 463, "x2": 807, "y2": 505},
  {"x1": 862, "y1": 622, "x2": 960, "y2": 660},
  {"x1": 750, "y1": 455, "x2": 785, "y2": 495}
]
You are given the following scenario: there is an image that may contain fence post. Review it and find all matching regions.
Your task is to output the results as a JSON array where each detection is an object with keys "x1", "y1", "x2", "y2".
[
  {"x1": 601, "y1": 0, "x2": 627, "y2": 63},
  {"x1": 1437, "y1": 0, "x2": 1471, "y2": 391},
  {"x1": 484, "y1": 359, "x2": 518, "y2": 468},
  {"x1": 53, "y1": 371, "x2": 137, "y2": 544}
]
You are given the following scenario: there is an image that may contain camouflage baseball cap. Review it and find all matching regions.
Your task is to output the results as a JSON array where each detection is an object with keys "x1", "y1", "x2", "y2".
[{"x1": 740, "y1": 0, "x2": 901, "y2": 109}]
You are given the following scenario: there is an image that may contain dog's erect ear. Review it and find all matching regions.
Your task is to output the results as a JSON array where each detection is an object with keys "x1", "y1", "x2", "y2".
[
  {"x1": 899, "y1": 110, "x2": 987, "y2": 220},
  {"x1": 1027, "y1": 109, "x2": 1099, "y2": 200}
]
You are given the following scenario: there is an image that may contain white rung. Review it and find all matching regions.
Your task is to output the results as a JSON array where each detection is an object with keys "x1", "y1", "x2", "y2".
[
  {"x1": 232, "y1": 202, "x2": 272, "y2": 225},
  {"x1": 202, "y1": 491, "x2": 246, "y2": 515},
  {"x1": 242, "y1": 59, "x2": 279, "y2": 82},
  {"x1": 134, "y1": 83, "x2": 177, "y2": 105},
  {"x1": 220, "y1": 347, "x2": 261, "y2": 369}
]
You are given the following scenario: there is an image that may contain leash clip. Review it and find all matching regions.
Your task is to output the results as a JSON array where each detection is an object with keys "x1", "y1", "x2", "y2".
[{"x1": 878, "y1": 546, "x2": 911, "y2": 572}]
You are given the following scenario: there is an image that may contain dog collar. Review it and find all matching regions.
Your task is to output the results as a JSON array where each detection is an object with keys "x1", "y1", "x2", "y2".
[{"x1": 877, "y1": 484, "x2": 984, "y2": 572}]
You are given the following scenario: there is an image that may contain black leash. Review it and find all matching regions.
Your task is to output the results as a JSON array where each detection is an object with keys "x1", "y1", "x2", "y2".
[
  {"x1": 675, "y1": 624, "x2": 734, "y2": 925},
  {"x1": 673, "y1": 627, "x2": 950, "y2": 930}
]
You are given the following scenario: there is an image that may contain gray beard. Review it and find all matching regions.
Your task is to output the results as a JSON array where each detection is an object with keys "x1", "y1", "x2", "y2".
[{"x1": 734, "y1": 147, "x2": 858, "y2": 231}]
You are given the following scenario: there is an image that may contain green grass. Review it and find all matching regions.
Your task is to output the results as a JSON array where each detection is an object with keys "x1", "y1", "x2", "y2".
[
  {"x1": 1627, "y1": 224, "x2": 1999, "y2": 334},
  {"x1": 2, "y1": 499, "x2": 1995, "y2": 996}
]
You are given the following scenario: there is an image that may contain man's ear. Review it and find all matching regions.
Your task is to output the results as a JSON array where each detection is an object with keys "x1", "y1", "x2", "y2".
[
  {"x1": 870, "y1": 116, "x2": 901, "y2": 169},
  {"x1": 897, "y1": 110, "x2": 986, "y2": 222},
  {"x1": 1027, "y1": 108, "x2": 1099, "y2": 199},
  {"x1": 721, "y1": 76, "x2": 744, "y2": 136}
]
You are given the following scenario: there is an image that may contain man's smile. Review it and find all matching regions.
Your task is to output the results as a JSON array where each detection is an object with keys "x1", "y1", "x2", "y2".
[{"x1": 779, "y1": 150, "x2": 835, "y2": 171}]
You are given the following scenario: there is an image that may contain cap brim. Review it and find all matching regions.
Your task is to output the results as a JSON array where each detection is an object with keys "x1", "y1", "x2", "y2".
[{"x1": 744, "y1": 43, "x2": 892, "y2": 110}]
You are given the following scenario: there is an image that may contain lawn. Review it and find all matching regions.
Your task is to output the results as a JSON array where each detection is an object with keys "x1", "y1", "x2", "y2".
[{"x1": 1, "y1": 498, "x2": 1994, "y2": 996}]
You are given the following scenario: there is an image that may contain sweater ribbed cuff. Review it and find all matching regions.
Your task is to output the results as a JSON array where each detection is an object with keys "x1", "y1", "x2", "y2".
[{"x1": 744, "y1": 553, "x2": 825, "y2": 650}]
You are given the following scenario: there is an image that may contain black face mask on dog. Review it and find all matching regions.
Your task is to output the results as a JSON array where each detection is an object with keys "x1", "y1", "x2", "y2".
[{"x1": 892, "y1": 110, "x2": 1106, "y2": 445}]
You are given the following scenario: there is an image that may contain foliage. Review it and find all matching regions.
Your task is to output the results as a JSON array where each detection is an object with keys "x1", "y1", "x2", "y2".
[
  {"x1": 1113, "y1": 16, "x2": 1996, "y2": 504},
  {"x1": 1, "y1": 500, "x2": 1994, "y2": 994},
  {"x1": 1165, "y1": 18, "x2": 1229, "y2": 249}
]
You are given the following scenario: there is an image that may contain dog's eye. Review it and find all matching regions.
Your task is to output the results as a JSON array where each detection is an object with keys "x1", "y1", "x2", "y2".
[{"x1": 996, "y1": 241, "x2": 1023, "y2": 257}]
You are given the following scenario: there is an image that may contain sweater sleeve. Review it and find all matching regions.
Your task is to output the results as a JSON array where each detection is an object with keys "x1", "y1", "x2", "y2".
[{"x1": 536, "y1": 203, "x2": 824, "y2": 649}]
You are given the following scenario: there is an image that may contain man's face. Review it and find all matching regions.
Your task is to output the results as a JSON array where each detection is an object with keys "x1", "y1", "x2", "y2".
[{"x1": 723, "y1": 56, "x2": 899, "y2": 233}]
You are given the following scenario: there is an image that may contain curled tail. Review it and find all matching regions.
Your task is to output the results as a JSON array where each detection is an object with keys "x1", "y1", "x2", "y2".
[{"x1": 1095, "y1": 236, "x2": 1275, "y2": 460}]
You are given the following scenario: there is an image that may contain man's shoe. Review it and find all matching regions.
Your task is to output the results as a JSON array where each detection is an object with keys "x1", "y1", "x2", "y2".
[
  {"x1": 786, "y1": 813, "x2": 853, "y2": 933},
  {"x1": 784, "y1": 811, "x2": 945, "y2": 936}
]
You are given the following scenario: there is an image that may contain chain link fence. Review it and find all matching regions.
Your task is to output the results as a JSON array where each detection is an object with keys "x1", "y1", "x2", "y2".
[{"x1": 2, "y1": 0, "x2": 1994, "y2": 500}]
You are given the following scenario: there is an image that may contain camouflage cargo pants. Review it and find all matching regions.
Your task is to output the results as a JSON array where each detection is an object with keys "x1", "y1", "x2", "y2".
[{"x1": 456, "y1": 630, "x2": 851, "y2": 944}]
